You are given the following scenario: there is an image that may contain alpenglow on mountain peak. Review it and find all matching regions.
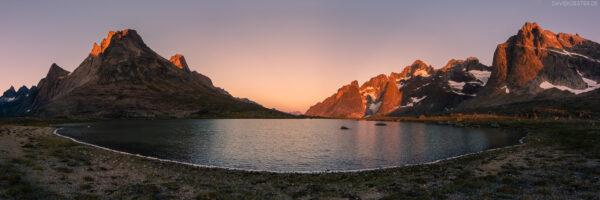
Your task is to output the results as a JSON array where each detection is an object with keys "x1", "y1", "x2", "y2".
[
  {"x1": 90, "y1": 29, "x2": 146, "y2": 56},
  {"x1": 0, "y1": 29, "x2": 290, "y2": 118},
  {"x1": 306, "y1": 22, "x2": 600, "y2": 118}
]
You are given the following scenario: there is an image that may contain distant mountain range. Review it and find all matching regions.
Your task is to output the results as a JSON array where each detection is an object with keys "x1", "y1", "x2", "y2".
[
  {"x1": 0, "y1": 30, "x2": 289, "y2": 118},
  {"x1": 306, "y1": 22, "x2": 600, "y2": 118}
]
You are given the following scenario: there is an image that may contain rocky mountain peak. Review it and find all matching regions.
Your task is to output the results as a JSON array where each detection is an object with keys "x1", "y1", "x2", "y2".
[
  {"x1": 441, "y1": 59, "x2": 463, "y2": 72},
  {"x1": 488, "y1": 22, "x2": 574, "y2": 88},
  {"x1": 90, "y1": 29, "x2": 146, "y2": 56},
  {"x1": 440, "y1": 57, "x2": 485, "y2": 72},
  {"x1": 169, "y1": 54, "x2": 191, "y2": 72},
  {"x1": 519, "y1": 22, "x2": 541, "y2": 35},
  {"x1": 477, "y1": 22, "x2": 600, "y2": 108},
  {"x1": 359, "y1": 74, "x2": 389, "y2": 101},
  {"x1": 337, "y1": 80, "x2": 360, "y2": 99},
  {"x1": 0, "y1": 85, "x2": 33, "y2": 107},
  {"x1": 375, "y1": 78, "x2": 403, "y2": 115},
  {"x1": 400, "y1": 60, "x2": 434, "y2": 78},
  {"x1": 556, "y1": 32, "x2": 586, "y2": 48},
  {"x1": 350, "y1": 80, "x2": 359, "y2": 88},
  {"x1": 1, "y1": 29, "x2": 283, "y2": 118},
  {"x1": 515, "y1": 22, "x2": 560, "y2": 50},
  {"x1": 361, "y1": 74, "x2": 388, "y2": 88},
  {"x1": 47, "y1": 63, "x2": 70, "y2": 79},
  {"x1": 16, "y1": 86, "x2": 29, "y2": 95},
  {"x1": 305, "y1": 80, "x2": 365, "y2": 118},
  {"x1": 465, "y1": 57, "x2": 479, "y2": 62},
  {"x1": 411, "y1": 60, "x2": 428, "y2": 67},
  {"x1": 2, "y1": 86, "x2": 17, "y2": 97},
  {"x1": 513, "y1": 22, "x2": 585, "y2": 51}
]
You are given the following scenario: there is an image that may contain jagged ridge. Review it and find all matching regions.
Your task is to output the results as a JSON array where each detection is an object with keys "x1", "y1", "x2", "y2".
[
  {"x1": 0, "y1": 29, "x2": 288, "y2": 118},
  {"x1": 306, "y1": 57, "x2": 491, "y2": 118},
  {"x1": 306, "y1": 22, "x2": 600, "y2": 118}
]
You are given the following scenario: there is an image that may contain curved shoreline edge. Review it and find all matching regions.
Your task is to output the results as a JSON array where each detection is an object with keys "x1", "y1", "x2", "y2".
[{"x1": 53, "y1": 127, "x2": 527, "y2": 174}]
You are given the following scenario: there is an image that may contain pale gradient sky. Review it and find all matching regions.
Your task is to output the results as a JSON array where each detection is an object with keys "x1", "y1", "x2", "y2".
[{"x1": 1, "y1": 0, "x2": 599, "y2": 112}]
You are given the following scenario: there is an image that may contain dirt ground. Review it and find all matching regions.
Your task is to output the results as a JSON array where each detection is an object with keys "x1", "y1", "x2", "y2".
[{"x1": 1, "y1": 119, "x2": 599, "y2": 199}]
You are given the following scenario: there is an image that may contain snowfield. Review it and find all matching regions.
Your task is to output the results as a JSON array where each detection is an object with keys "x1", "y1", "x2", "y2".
[
  {"x1": 413, "y1": 69, "x2": 430, "y2": 77},
  {"x1": 447, "y1": 80, "x2": 476, "y2": 96},
  {"x1": 539, "y1": 77, "x2": 600, "y2": 95},
  {"x1": 546, "y1": 48, "x2": 600, "y2": 63},
  {"x1": 501, "y1": 86, "x2": 510, "y2": 94},
  {"x1": 469, "y1": 70, "x2": 491, "y2": 85},
  {"x1": 448, "y1": 80, "x2": 466, "y2": 91},
  {"x1": 401, "y1": 96, "x2": 427, "y2": 108},
  {"x1": 0, "y1": 97, "x2": 16, "y2": 103},
  {"x1": 539, "y1": 71, "x2": 600, "y2": 95},
  {"x1": 360, "y1": 87, "x2": 378, "y2": 100},
  {"x1": 367, "y1": 101, "x2": 382, "y2": 113}
]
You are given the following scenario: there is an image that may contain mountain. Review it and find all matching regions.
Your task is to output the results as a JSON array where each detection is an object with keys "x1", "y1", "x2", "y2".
[
  {"x1": 306, "y1": 22, "x2": 600, "y2": 118},
  {"x1": 305, "y1": 58, "x2": 491, "y2": 117},
  {"x1": 461, "y1": 22, "x2": 600, "y2": 108},
  {"x1": 0, "y1": 29, "x2": 289, "y2": 118},
  {"x1": 0, "y1": 86, "x2": 35, "y2": 117},
  {"x1": 305, "y1": 80, "x2": 364, "y2": 118},
  {"x1": 390, "y1": 57, "x2": 491, "y2": 116}
]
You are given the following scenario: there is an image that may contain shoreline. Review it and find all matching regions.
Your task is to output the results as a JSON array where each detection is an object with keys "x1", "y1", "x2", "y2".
[
  {"x1": 2, "y1": 119, "x2": 599, "y2": 199},
  {"x1": 52, "y1": 126, "x2": 528, "y2": 174}
]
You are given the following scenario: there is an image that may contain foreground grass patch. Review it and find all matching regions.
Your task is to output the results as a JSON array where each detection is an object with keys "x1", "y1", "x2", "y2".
[
  {"x1": 1, "y1": 119, "x2": 599, "y2": 199},
  {"x1": 0, "y1": 163, "x2": 57, "y2": 199}
]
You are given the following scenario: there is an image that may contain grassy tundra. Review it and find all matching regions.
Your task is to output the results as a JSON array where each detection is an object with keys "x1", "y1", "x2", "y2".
[{"x1": 0, "y1": 117, "x2": 599, "y2": 199}]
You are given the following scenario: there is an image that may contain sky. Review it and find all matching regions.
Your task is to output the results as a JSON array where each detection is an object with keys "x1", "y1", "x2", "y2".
[{"x1": 0, "y1": 0, "x2": 599, "y2": 113}]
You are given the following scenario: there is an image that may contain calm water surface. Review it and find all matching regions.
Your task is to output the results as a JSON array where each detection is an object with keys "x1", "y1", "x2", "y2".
[{"x1": 56, "y1": 119, "x2": 524, "y2": 172}]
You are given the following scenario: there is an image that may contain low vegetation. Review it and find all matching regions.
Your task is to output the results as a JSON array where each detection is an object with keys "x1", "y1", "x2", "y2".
[{"x1": 0, "y1": 117, "x2": 599, "y2": 199}]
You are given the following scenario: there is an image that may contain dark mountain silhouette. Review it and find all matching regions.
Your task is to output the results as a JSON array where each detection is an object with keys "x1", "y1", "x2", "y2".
[{"x1": 0, "y1": 30, "x2": 289, "y2": 118}]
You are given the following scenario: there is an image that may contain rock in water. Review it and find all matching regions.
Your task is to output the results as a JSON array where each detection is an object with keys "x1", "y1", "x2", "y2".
[{"x1": 490, "y1": 122, "x2": 500, "y2": 128}]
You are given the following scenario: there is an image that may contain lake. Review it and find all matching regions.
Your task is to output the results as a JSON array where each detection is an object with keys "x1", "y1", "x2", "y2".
[{"x1": 55, "y1": 119, "x2": 524, "y2": 172}]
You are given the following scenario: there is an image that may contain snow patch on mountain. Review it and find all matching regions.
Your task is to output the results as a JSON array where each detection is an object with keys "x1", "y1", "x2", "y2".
[
  {"x1": 396, "y1": 82, "x2": 405, "y2": 89},
  {"x1": 501, "y1": 86, "x2": 510, "y2": 94},
  {"x1": 415, "y1": 83, "x2": 430, "y2": 90},
  {"x1": 360, "y1": 87, "x2": 378, "y2": 100},
  {"x1": 448, "y1": 80, "x2": 466, "y2": 91},
  {"x1": 401, "y1": 96, "x2": 427, "y2": 108},
  {"x1": 469, "y1": 70, "x2": 491, "y2": 85},
  {"x1": 446, "y1": 81, "x2": 476, "y2": 96},
  {"x1": 546, "y1": 48, "x2": 600, "y2": 63},
  {"x1": 397, "y1": 76, "x2": 411, "y2": 83},
  {"x1": 367, "y1": 101, "x2": 382, "y2": 114},
  {"x1": 539, "y1": 73, "x2": 600, "y2": 94},
  {"x1": 414, "y1": 69, "x2": 430, "y2": 77},
  {"x1": 0, "y1": 97, "x2": 16, "y2": 103},
  {"x1": 453, "y1": 91, "x2": 476, "y2": 96}
]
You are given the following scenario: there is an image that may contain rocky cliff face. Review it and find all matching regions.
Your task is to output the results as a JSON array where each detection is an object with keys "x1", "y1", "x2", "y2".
[
  {"x1": 391, "y1": 57, "x2": 491, "y2": 116},
  {"x1": 488, "y1": 22, "x2": 586, "y2": 89},
  {"x1": 305, "y1": 81, "x2": 365, "y2": 118},
  {"x1": 306, "y1": 22, "x2": 600, "y2": 118},
  {"x1": 1, "y1": 29, "x2": 288, "y2": 118},
  {"x1": 1, "y1": 86, "x2": 17, "y2": 99},
  {"x1": 305, "y1": 58, "x2": 491, "y2": 118},
  {"x1": 464, "y1": 22, "x2": 600, "y2": 107},
  {"x1": 169, "y1": 54, "x2": 191, "y2": 72}
]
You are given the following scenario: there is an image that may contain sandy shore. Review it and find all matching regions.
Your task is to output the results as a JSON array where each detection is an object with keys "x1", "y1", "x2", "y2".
[{"x1": 1, "y1": 120, "x2": 599, "y2": 199}]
